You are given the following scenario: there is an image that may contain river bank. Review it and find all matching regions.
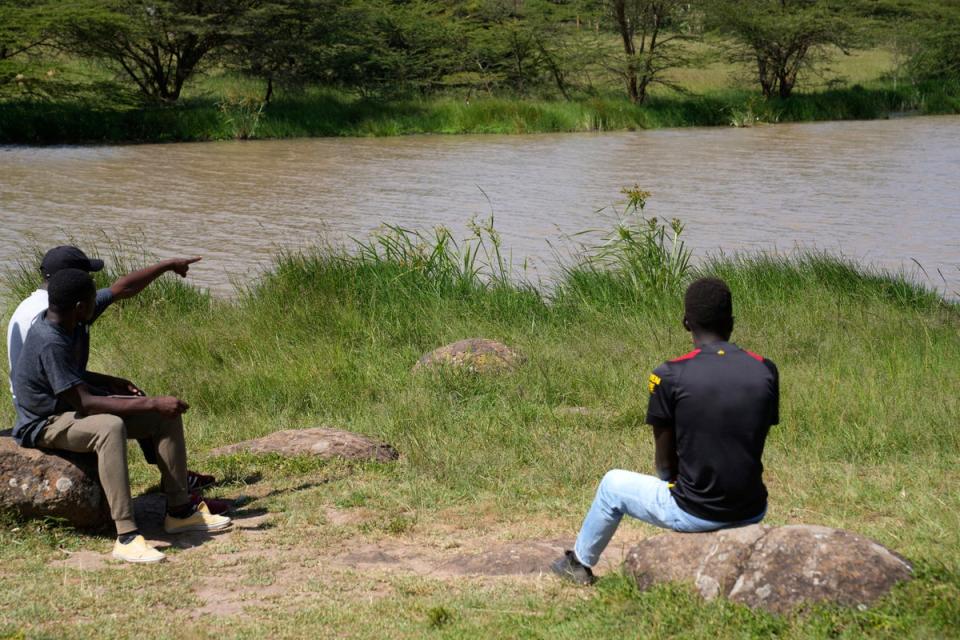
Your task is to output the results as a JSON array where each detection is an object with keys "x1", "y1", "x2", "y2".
[
  {"x1": 2, "y1": 81, "x2": 959, "y2": 145},
  {"x1": 1, "y1": 224, "x2": 958, "y2": 637}
]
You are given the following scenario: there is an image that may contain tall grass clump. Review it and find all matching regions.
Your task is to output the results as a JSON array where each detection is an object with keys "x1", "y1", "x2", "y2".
[
  {"x1": 558, "y1": 186, "x2": 692, "y2": 311},
  {"x1": 246, "y1": 216, "x2": 540, "y2": 313}
]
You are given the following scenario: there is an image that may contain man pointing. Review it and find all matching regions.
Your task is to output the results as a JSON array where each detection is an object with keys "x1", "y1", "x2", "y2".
[{"x1": 6, "y1": 246, "x2": 224, "y2": 511}]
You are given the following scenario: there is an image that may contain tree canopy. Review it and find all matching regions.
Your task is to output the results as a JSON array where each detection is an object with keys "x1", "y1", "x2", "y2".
[{"x1": 1, "y1": 0, "x2": 957, "y2": 104}]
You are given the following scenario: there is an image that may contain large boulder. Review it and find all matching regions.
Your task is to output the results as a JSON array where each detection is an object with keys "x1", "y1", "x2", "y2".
[
  {"x1": 414, "y1": 338, "x2": 523, "y2": 374},
  {"x1": 0, "y1": 432, "x2": 109, "y2": 528},
  {"x1": 624, "y1": 524, "x2": 912, "y2": 614},
  {"x1": 209, "y1": 427, "x2": 398, "y2": 463}
]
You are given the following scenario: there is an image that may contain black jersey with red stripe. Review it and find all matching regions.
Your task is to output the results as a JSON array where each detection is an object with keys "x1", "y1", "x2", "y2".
[{"x1": 646, "y1": 341, "x2": 779, "y2": 522}]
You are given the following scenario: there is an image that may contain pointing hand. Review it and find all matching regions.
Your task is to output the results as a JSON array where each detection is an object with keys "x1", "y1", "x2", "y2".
[{"x1": 169, "y1": 256, "x2": 202, "y2": 278}]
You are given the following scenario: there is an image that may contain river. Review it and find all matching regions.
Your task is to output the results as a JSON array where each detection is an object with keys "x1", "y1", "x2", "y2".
[{"x1": 1, "y1": 115, "x2": 958, "y2": 297}]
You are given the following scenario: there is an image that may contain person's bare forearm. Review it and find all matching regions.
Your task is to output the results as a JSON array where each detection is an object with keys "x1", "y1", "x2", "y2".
[
  {"x1": 110, "y1": 260, "x2": 174, "y2": 299},
  {"x1": 82, "y1": 371, "x2": 142, "y2": 396},
  {"x1": 61, "y1": 384, "x2": 186, "y2": 417},
  {"x1": 653, "y1": 425, "x2": 679, "y2": 482},
  {"x1": 77, "y1": 393, "x2": 158, "y2": 416},
  {"x1": 655, "y1": 453, "x2": 678, "y2": 482},
  {"x1": 109, "y1": 256, "x2": 200, "y2": 300},
  {"x1": 82, "y1": 370, "x2": 113, "y2": 388}
]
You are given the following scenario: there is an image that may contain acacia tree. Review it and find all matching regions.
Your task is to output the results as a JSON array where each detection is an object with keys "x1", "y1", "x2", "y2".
[
  {"x1": 709, "y1": 0, "x2": 860, "y2": 99},
  {"x1": 602, "y1": 0, "x2": 701, "y2": 104},
  {"x1": 0, "y1": 1, "x2": 52, "y2": 64},
  {"x1": 229, "y1": 0, "x2": 346, "y2": 103},
  {"x1": 900, "y1": 1, "x2": 960, "y2": 81},
  {"x1": 62, "y1": 0, "x2": 255, "y2": 103}
]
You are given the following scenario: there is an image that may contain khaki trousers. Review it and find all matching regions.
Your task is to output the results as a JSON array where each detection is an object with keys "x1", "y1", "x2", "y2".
[{"x1": 36, "y1": 411, "x2": 190, "y2": 535}]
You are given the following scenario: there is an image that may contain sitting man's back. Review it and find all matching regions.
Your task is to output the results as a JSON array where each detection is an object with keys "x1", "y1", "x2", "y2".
[
  {"x1": 552, "y1": 276, "x2": 779, "y2": 585},
  {"x1": 647, "y1": 337, "x2": 778, "y2": 523}
]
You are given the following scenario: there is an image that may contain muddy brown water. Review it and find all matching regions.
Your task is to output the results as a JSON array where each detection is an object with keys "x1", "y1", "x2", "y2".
[{"x1": 1, "y1": 116, "x2": 958, "y2": 297}]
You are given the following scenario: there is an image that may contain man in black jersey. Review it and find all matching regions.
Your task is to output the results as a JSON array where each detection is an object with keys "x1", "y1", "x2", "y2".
[{"x1": 552, "y1": 277, "x2": 779, "y2": 585}]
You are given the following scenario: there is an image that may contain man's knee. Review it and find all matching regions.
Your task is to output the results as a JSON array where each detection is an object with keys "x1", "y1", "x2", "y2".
[
  {"x1": 600, "y1": 469, "x2": 633, "y2": 494},
  {"x1": 598, "y1": 469, "x2": 634, "y2": 500},
  {"x1": 95, "y1": 415, "x2": 127, "y2": 448}
]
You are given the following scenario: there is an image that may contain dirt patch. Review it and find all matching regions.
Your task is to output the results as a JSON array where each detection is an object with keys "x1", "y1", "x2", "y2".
[
  {"x1": 50, "y1": 549, "x2": 122, "y2": 572},
  {"x1": 325, "y1": 506, "x2": 371, "y2": 526},
  {"x1": 327, "y1": 535, "x2": 636, "y2": 578},
  {"x1": 189, "y1": 570, "x2": 305, "y2": 619},
  {"x1": 43, "y1": 488, "x2": 652, "y2": 621},
  {"x1": 183, "y1": 532, "x2": 621, "y2": 618}
]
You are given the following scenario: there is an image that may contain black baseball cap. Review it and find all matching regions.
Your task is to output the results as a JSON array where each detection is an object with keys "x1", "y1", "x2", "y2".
[{"x1": 39, "y1": 246, "x2": 105, "y2": 279}]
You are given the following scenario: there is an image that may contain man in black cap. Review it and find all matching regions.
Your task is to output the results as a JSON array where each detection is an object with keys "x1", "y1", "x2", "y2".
[{"x1": 6, "y1": 245, "x2": 224, "y2": 510}]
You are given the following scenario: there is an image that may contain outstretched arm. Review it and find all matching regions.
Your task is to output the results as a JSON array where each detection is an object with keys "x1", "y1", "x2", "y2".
[
  {"x1": 653, "y1": 424, "x2": 678, "y2": 482},
  {"x1": 110, "y1": 257, "x2": 201, "y2": 300}
]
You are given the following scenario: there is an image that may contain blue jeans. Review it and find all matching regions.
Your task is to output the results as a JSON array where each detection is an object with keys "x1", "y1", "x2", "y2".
[{"x1": 573, "y1": 469, "x2": 766, "y2": 567}]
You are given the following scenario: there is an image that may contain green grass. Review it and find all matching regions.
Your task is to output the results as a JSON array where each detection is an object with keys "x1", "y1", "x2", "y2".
[
  {"x1": 1, "y1": 44, "x2": 958, "y2": 144},
  {"x1": 0, "y1": 215, "x2": 957, "y2": 638}
]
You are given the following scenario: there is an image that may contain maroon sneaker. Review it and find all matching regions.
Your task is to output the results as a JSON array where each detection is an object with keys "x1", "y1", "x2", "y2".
[
  {"x1": 190, "y1": 492, "x2": 230, "y2": 515},
  {"x1": 187, "y1": 470, "x2": 216, "y2": 492}
]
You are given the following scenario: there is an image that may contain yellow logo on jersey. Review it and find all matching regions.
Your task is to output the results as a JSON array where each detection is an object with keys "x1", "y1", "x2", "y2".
[{"x1": 648, "y1": 373, "x2": 661, "y2": 394}]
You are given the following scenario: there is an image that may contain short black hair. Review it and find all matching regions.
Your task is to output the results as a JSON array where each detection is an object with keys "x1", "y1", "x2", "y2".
[
  {"x1": 48, "y1": 268, "x2": 96, "y2": 310},
  {"x1": 684, "y1": 277, "x2": 733, "y2": 335}
]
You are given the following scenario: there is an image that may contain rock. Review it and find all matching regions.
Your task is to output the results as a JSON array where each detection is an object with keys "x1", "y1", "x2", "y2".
[
  {"x1": 413, "y1": 338, "x2": 523, "y2": 373},
  {"x1": 626, "y1": 524, "x2": 767, "y2": 600},
  {"x1": 624, "y1": 524, "x2": 912, "y2": 614},
  {"x1": 209, "y1": 427, "x2": 398, "y2": 462},
  {"x1": 0, "y1": 432, "x2": 109, "y2": 528},
  {"x1": 728, "y1": 525, "x2": 913, "y2": 613}
]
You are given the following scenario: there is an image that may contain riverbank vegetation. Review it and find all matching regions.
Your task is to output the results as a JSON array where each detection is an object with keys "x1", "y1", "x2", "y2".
[
  {"x1": 2, "y1": 0, "x2": 960, "y2": 143},
  {"x1": 1, "y1": 201, "x2": 958, "y2": 637}
]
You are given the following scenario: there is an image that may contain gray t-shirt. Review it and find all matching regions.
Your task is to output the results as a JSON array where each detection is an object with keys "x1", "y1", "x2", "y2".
[{"x1": 11, "y1": 316, "x2": 86, "y2": 447}]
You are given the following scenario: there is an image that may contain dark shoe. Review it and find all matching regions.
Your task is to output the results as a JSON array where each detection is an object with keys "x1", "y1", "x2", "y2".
[
  {"x1": 164, "y1": 501, "x2": 231, "y2": 534},
  {"x1": 187, "y1": 470, "x2": 216, "y2": 492},
  {"x1": 190, "y1": 492, "x2": 230, "y2": 515},
  {"x1": 551, "y1": 550, "x2": 595, "y2": 585}
]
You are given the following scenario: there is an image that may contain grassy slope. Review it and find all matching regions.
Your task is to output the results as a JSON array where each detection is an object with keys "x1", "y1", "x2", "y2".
[
  {"x1": 0, "y1": 229, "x2": 957, "y2": 638},
  {"x1": 2, "y1": 45, "x2": 959, "y2": 144}
]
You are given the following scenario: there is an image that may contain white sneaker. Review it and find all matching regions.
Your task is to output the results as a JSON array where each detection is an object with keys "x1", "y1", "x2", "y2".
[
  {"x1": 112, "y1": 535, "x2": 166, "y2": 564},
  {"x1": 164, "y1": 501, "x2": 232, "y2": 534}
]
